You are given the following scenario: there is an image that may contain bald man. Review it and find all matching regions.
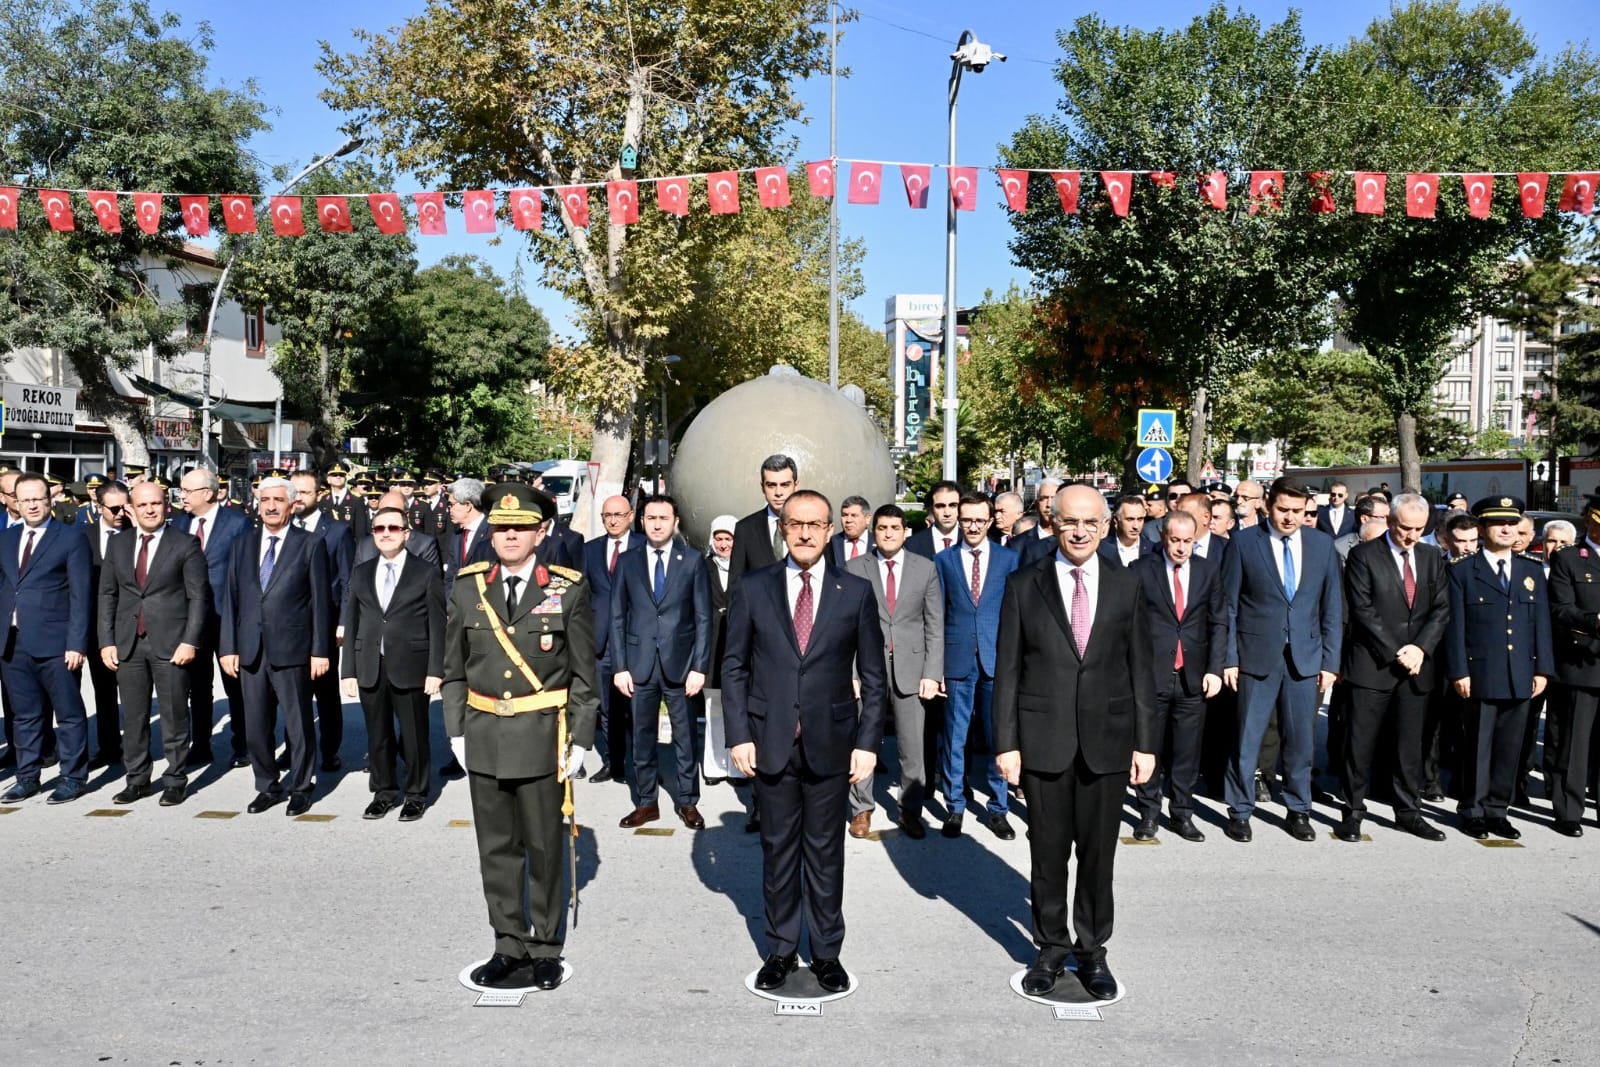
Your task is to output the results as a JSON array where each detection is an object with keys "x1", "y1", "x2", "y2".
[{"x1": 582, "y1": 495, "x2": 637, "y2": 783}]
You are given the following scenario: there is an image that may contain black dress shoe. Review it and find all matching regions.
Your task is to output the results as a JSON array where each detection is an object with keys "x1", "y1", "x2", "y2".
[
  {"x1": 276, "y1": 750, "x2": 291, "y2": 770},
  {"x1": 229, "y1": 755, "x2": 250, "y2": 770},
  {"x1": 439, "y1": 757, "x2": 465, "y2": 779},
  {"x1": 112, "y1": 783, "x2": 153, "y2": 805},
  {"x1": 285, "y1": 793, "x2": 312, "y2": 817},
  {"x1": 363, "y1": 799, "x2": 394, "y2": 820},
  {"x1": 530, "y1": 957, "x2": 563, "y2": 990},
  {"x1": 811, "y1": 957, "x2": 850, "y2": 994},
  {"x1": 1133, "y1": 814, "x2": 1159, "y2": 841},
  {"x1": 1170, "y1": 815, "x2": 1205, "y2": 842},
  {"x1": 1396, "y1": 816, "x2": 1446, "y2": 841},
  {"x1": 1, "y1": 780, "x2": 40, "y2": 803},
  {"x1": 570, "y1": 766, "x2": 587, "y2": 781},
  {"x1": 590, "y1": 764, "x2": 614, "y2": 783},
  {"x1": 321, "y1": 756, "x2": 343, "y2": 774},
  {"x1": 1224, "y1": 817, "x2": 1252, "y2": 842},
  {"x1": 985, "y1": 814, "x2": 1016, "y2": 841},
  {"x1": 1460, "y1": 816, "x2": 1489, "y2": 839},
  {"x1": 703, "y1": 775, "x2": 725, "y2": 786},
  {"x1": 398, "y1": 799, "x2": 426, "y2": 822},
  {"x1": 470, "y1": 953, "x2": 535, "y2": 990},
  {"x1": 1076, "y1": 959, "x2": 1120, "y2": 1001},
  {"x1": 1485, "y1": 816, "x2": 1521, "y2": 840},
  {"x1": 1421, "y1": 787, "x2": 1445, "y2": 802},
  {"x1": 158, "y1": 785, "x2": 186, "y2": 807},
  {"x1": 744, "y1": 815, "x2": 761, "y2": 833},
  {"x1": 755, "y1": 952, "x2": 799, "y2": 990},
  {"x1": 46, "y1": 779, "x2": 87, "y2": 804},
  {"x1": 1021, "y1": 951, "x2": 1067, "y2": 995},
  {"x1": 941, "y1": 813, "x2": 964, "y2": 839},
  {"x1": 1286, "y1": 812, "x2": 1316, "y2": 842},
  {"x1": 897, "y1": 813, "x2": 927, "y2": 839},
  {"x1": 1553, "y1": 819, "x2": 1584, "y2": 837},
  {"x1": 1334, "y1": 816, "x2": 1363, "y2": 843},
  {"x1": 247, "y1": 792, "x2": 282, "y2": 814}
]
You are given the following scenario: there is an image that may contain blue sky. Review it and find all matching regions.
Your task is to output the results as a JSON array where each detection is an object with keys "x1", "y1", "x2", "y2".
[{"x1": 161, "y1": 0, "x2": 1580, "y2": 336}]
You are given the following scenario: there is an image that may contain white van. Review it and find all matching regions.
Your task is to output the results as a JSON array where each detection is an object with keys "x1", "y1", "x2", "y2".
[{"x1": 533, "y1": 459, "x2": 588, "y2": 520}]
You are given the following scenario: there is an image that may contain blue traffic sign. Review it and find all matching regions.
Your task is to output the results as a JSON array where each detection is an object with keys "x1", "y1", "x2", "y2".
[
  {"x1": 1137, "y1": 408, "x2": 1176, "y2": 448},
  {"x1": 1137, "y1": 447, "x2": 1173, "y2": 484}
]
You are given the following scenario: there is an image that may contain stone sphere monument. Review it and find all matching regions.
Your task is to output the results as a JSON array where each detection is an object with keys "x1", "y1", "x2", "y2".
[{"x1": 671, "y1": 367, "x2": 896, "y2": 548}]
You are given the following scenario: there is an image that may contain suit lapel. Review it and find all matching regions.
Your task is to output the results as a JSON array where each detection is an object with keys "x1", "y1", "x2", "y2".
[
  {"x1": 1032, "y1": 561, "x2": 1075, "y2": 655},
  {"x1": 263, "y1": 528, "x2": 297, "y2": 595},
  {"x1": 1256, "y1": 527, "x2": 1289, "y2": 604},
  {"x1": 771, "y1": 565, "x2": 804, "y2": 658}
]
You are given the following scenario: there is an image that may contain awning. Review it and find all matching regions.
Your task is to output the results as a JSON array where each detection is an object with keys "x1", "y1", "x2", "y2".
[{"x1": 131, "y1": 375, "x2": 289, "y2": 424}]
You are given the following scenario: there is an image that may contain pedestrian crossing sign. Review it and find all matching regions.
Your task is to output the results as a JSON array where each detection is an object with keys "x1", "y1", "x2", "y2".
[{"x1": 1137, "y1": 409, "x2": 1176, "y2": 448}]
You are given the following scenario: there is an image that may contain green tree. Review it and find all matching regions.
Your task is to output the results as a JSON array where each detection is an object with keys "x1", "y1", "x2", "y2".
[{"x1": 0, "y1": 0, "x2": 265, "y2": 462}]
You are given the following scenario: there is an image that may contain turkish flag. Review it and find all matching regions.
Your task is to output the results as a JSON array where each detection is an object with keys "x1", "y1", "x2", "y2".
[
  {"x1": 316, "y1": 196, "x2": 352, "y2": 233},
  {"x1": 1248, "y1": 171, "x2": 1283, "y2": 214},
  {"x1": 1462, "y1": 174, "x2": 1494, "y2": 219},
  {"x1": 1100, "y1": 171, "x2": 1132, "y2": 217},
  {"x1": 509, "y1": 189, "x2": 542, "y2": 231},
  {"x1": 222, "y1": 195, "x2": 256, "y2": 233},
  {"x1": 0, "y1": 188, "x2": 17, "y2": 229},
  {"x1": 367, "y1": 193, "x2": 405, "y2": 234},
  {"x1": 180, "y1": 195, "x2": 210, "y2": 236},
  {"x1": 414, "y1": 192, "x2": 448, "y2": 234},
  {"x1": 708, "y1": 171, "x2": 740, "y2": 214},
  {"x1": 656, "y1": 177, "x2": 689, "y2": 217},
  {"x1": 806, "y1": 160, "x2": 835, "y2": 199},
  {"x1": 900, "y1": 164, "x2": 931, "y2": 209},
  {"x1": 270, "y1": 196, "x2": 304, "y2": 236},
  {"x1": 39, "y1": 190, "x2": 75, "y2": 231},
  {"x1": 556, "y1": 186, "x2": 590, "y2": 228},
  {"x1": 1306, "y1": 172, "x2": 1335, "y2": 214},
  {"x1": 998, "y1": 169, "x2": 1029, "y2": 213},
  {"x1": 133, "y1": 192, "x2": 162, "y2": 234},
  {"x1": 847, "y1": 162, "x2": 882, "y2": 205},
  {"x1": 1405, "y1": 173, "x2": 1438, "y2": 218},
  {"x1": 1559, "y1": 172, "x2": 1598, "y2": 215},
  {"x1": 1050, "y1": 171, "x2": 1080, "y2": 213},
  {"x1": 1200, "y1": 171, "x2": 1227, "y2": 210},
  {"x1": 1149, "y1": 171, "x2": 1176, "y2": 189},
  {"x1": 950, "y1": 166, "x2": 979, "y2": 211},
  {"x1": 605, "y1": 181, "x2": 638, "y2": 224},
  {"x1": 1518, "y1": 173, "x2": 1548, "y2": 218},
  {"x1": 1355, "y1": 172, "x2": 1386, "y2": 214},
  {"x1": 464, "y1": 190, "x2": 497, "y2": 232},
  {"x1": 88, "y1": 191, "x2": 121, "y2": 233},
  {"x1": 755, "y1": 167, "x2": 790, "y2": 208}
]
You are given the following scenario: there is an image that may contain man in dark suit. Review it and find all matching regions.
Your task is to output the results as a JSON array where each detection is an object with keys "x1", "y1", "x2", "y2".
[
  {"x1": 1221, "y1": 477, "x2": 1343, "y2": 842},
  {"x1": 1315, "y1": 481, "x2": 1357, "y2": 539},
  {"x1": 1544, "y1": 497, "x2": 1600, "y2": 838},
  {"x1": 1131, "y1": 508, "x2": 1224, "y2": 842},
  {"x1": 441, "y1": 477, "x2": 494, "y2": 600},
  {"x1": 906, "y1": 480, "x2": 962, "y2": 559},
  {"x1": 175, "y1": 467, "x2": 252, "y2": 768},
  {"x1": 340, "y1": 505, "x2": 446, "y2": 821},
  {"x1": 293, "y1": 471, "x2": 355, "y2": 773},
  {"x1": 727, "y1": 453, "x2": 798, "y2": 584},
  {"x1": 219, "y1": 476, "x2": 332, "y2": 817},
  {"x1": 540, "y1": 518, "x2": 584, "y2": 571},
  {"x1": 1443, "y1": 496, "x2": 1553, "y2": 840},
  {"x1": 0, "y1": 472, "x2": 95, "y2": 803},
  {"x1": 1337, "y1": 493, "x2": 1451, "y2": 842},
  {"x1": 934, "y1": 491, "x2": 1021, "y2": 840},
  {"x1": 612, "y1": 495, "x2": 712, "y2": 829},
  {"x1": 98, "y1": 482, "x2": 209, "y2": 806},
  {"x1": 581, "y1": 494, "x2": 637, "y2": 784},
  {"x1": 1096, "y1": 493, "x2": 1149, "y2": 569},
  {"x1": 995, "y1": 483, "x2": 1156, "y2": 1000},
  {"x1": 1179, "y1": 491, "x2": 1231, "y2": 570},
  {"x1": 723, "y1": 489, "x2": 887, "y2": 996},
  {"x1": 829, "y1": 495, "x2": 873, "y2": 567},
  {"x1": 352, "y1": 490, "x2": 442, "y2": 570},
  {"x1": 82, "y1": 480, "x2": 129, "y2": 769}
]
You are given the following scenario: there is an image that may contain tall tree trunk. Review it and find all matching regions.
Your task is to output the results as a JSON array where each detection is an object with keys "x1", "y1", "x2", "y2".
[
  {"x1": 571, "y1": 398, "x2": 633, "y2": 538},
  {"x1": 1121, "y1": 437, "x2": 1140, "y2": 492},
  {"x1": 1396, "y1": 410, "x2": 1421, "y2": 493},
  {"x1": 1187, "y1": 384, "x2": 1208, "y2": 483},
  {"x1": 104, "y1": 409, "x2": 149, "y2": 468}
]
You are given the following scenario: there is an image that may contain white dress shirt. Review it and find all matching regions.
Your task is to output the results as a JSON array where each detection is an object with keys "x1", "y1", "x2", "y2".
[
  {"x1": 765, "y1": 508, "x2": 786, "y2": 558},
  {"x1": 1269, "y1": 527, "x2": 1303, "y2": 589},
  {"x1": 1386, "y1": 533, "x2": 1417, "y2": 583},
  {"x1": 646, "y1": 541, "x2": 673, "y2": 585},
  {"x1": 841, "y1": 533, "x2": 870, "y2": 560},
  {"x1": 960, "y1": 539, "x2": 992, "y2": 597},
  {"x1": 377, "y1": 547, "x2": 408, "y2": 598},
  {"x1": 606, "y1": 532, "x2": 633, "y2": 566},
  {"x1": 785, "y1": 556, "x2": 824, "y2": 630},
  {"x1": 1326, "y1": 505, "x2": 1346, "y2": 531},
  {"x1": 97, "y1": 520, "x2": 120, "y2": 561},
  {"x1": 1192, "y1": 533, "x2": 1215, "y2": 559},
  {"x1": 259, "y1": 524, "x2": 291, "y2": 566},
  {"x1": 876, "y1": 548, "x2": 904, "y2": 597},
  {"x1": 1116, "y1": 537, "x2": 1142, "y2": 566},
  {"x1": 129, "y1": 525, "x2": 164, "y2": 566},
  {"x1": 1055, "y1": 550, "x2": 1100, "y2": 631},
  {"x1": 1167, "y1": 555, "x2": 1191, "y2": 605},
  {"x1": 17, "y1": 517, "x2": 51, "y2": 568},
  {"x1": 933, "y1": 526, "x2": 959, "y2": 553},
  {"x1": 296, "y1": 508, "x2": 321, "y2": 534}
]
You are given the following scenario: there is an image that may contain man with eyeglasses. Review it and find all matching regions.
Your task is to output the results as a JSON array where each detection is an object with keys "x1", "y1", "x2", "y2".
[
  {"x1": 581, "y1": 495, "x2": 637, "y2": 784},
  {"x1": 1316, "y1": 481, "x2": 1356, "y2": 538},
  {"x1": 441, "y1": 478, "x2": 493, "y2": 600},
  {"x1": 1233, "y1": 480, "x2": 1266, "y2": 529},
  {"x1": 908, "y1": 480, "x2": 962, "y2": 559},
  {"x1": 174, "y1": 468, "x2": 252, "y2": 768},
  {"x1": 83, "y1": 482, "x2": 130, "y2": 770}
]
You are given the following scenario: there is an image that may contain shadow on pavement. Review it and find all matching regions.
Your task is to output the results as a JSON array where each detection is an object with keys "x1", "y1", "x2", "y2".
[
  {"x1": 690, "y1": 811, "x2": 766, "y2": 954},
  {"x1": 881, "y1": 821, "x2": 1037, "y2": 966}
]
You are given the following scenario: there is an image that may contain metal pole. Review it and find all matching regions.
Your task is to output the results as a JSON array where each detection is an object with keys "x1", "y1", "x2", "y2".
[
  {"x1": 272, "y1": 395, "x2": 283, "y2": 467},
  {"x1": 827, "y1": 0, "x2": 839, "y2": 389},
  {"x1": 942, "y1": 32, "x2": 972, "y2": 484}
]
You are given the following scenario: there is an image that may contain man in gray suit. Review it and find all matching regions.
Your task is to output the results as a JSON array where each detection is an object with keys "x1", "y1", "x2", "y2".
[{"x1": 845, "y1": 504, "x2": 944, "y2": 838}]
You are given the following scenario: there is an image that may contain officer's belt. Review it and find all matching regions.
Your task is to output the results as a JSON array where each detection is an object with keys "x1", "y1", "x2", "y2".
[
  {"x1": 473, "y1": 572, "x2": 546, "y2": 693},
  {"x1": 467, "y1": 689, "x2": 569, "y2": 716}
]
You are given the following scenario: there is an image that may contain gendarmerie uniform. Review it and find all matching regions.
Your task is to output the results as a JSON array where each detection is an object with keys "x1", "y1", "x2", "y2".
[
  {"x1": 442, "y1": 484, "x2": 597, "y2": 990},
  {"x1": 1543, "y1": 502, "x2": 1600, "y2": 836}
]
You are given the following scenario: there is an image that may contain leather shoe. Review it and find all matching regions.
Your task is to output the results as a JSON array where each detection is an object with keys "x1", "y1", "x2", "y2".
[
  {"x1": 1021, "y1": 951, "x2": 1067, "y2": 995},
  {"x1": 1460, "y1": 816, "x2": 1489, "y2": 840},
  {"x1": 470, "y1": 953, "x2": 535, "y2": 990},
  {"x1": 1133, "y1": 814, "x2": 1159, "y2": 841},
  {"x1": 570, "y1": 766, "x2": 587, "y2": 781},
  {"x1": 1421, "y1": 787, "x2": 1445, "y2": 802},
  {"x1": 1171, "y1": 815, "x2": 1205, "y2": 842},
  {"x1": 1396, "y1": 816, "x2": 1446, "y2": 841},
  {"x1": 1076, "y1": 958, "x2": 1120, "y2": 1001},
  {"x1": 530, "y1": 957, "x2": 563, "y2": 990},
  {"x1": 703, "y1": 775, "x2": 726, "y2": 786},
  {"x1": 744, "y1": 814, "x2": 760, "y2": 833},
  {"x1": 985, "y1": 814, "x2": 1016, "y2": 841},
  {"x1": 1286, "y1": 812, "x2": 1316, "y2": 842},
  {"x1": 113, "y1": 783, "x2": 154, "y2": 805},
  {"x1": 247, "y1": 792, "x2": 283, "y2": 814},
  {"x1": 1485, "y1": 816, "x2": 1521, "y2": 840},
  {"x1": 1553, "y1": 819, "x2": 1584, "y2": 838},
  {"x1": 439, "y1": 757, "x2": 465, "y2": 779},
  {"x1": 897, "y1": 812, "x2": 926, "y2": 839},
  {"x1": 620, "y1": 805, "x2": 660, "y2": 828},
  {"x1": 158, "y1": 785, "x2": 186, "y2": 807},
  {"x1": 675, "y1": 804, "x2": 705, "y2": 830},
  {"x1": 46, "y1": 779, "x2": 87, "y2": 805},
  {"x1": 321, "y1": 756, "x2": 343, "y2": 774},
  {"x1": 285, "y1": 793, "x2": 312, "y2": 817},
  {"x1": 848, "y1": 812, "x2": 872, "y2": 838},
  {"x1": 590, "y1": 764, "x2": 614, "y2": 783},
  {"x1": 399, "y1": 799, "x2": 426, "y2": 822},
  {"x1": 811, "y1": 957, "x2": 850, "y2": 994},
  {"x1": 1224, "y1": 818, "x2": 1252, "y2": 842},
  {"x1": 229, "y1": 755, "x2": 250, "y2": 770},
  {"x1": 1334, "y1": 816, "x2": 1363, "y2": 843},
  {"x1": 363, "y1": 799, "x2": 394, "y2": 820},
  {"x1": 1, "y1": 780, "x2": 40, "y2": 803},
  {"x1": 941, "y1": 812, "x2": 964, "y2": 839},
  {"x1": 754, "y1": 952, "x2": 799, "y2": 990}
]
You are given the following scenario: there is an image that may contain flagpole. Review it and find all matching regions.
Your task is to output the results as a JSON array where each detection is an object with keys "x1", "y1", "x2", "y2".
[{"x1": 827, "y1": 0, "x2": 839, "y2": 390}]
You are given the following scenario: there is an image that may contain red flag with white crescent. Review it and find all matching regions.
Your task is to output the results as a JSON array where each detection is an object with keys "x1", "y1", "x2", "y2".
[
  {"x1": 846, "y1": 162, "x2": 882, "y2": 205},
  {"x1": 1149, "y1": 171, "x2": 1176, "y2": 189},
  {"x1": 1100, "y1": 171, "x2": 1132, "y2": 217},
  {"x1": 1200, "y1": 171, "x2": 1227, "y2": 210},
  {"x1": 806, "y1": 160, "x2": 835, "y2": 199},
  {"x1": 88, "y1": 191, "x2": 121, "y2": 233},
  {"x1": 1559, "y1": 172, "x2": 1597, "y2": 215},
  {"x1": 949, "y1": 166, "x2": 978, "y2": 211},
  {"x1": 315, "y1": 196, "x2": 352, "y2": 233},
  {"x1": 39, "y1": 189, "x2": 75, "y2": 231},
  {"x1": 133, "y1": 192, "x2": 163, "y2": 234},
  {"x1": 464, "y1": 190, "x2": 497, "y2": 232},
  {"x1": 180, "y1": 195, "x2": 210, "y2": 236},
  {"x1": 1405, "y1": 174, "x2": 1438, "y2": 218},
  {"x1": 605, "y1": 181, "x2": 638, "y2": 224},
  {"x1": 1355, "y1": 172, "x2": 1386, "y2": 215},
  {"x1": 1306, "y1": 172, "x2": 1335, "y2": 214},
  {"x1": 0, "y1": 187, "x2": 17, "y2": 229},
  {"x1": 1518, "y1": 173, "x2": 1548, "y2": 218},
  {"x1": 1248, "y1": 171, "x2": 1282, "y2": 214},
  {"x1": 366, "y1": 193, "x2": 405, "y2": 234},
  {"x1": 1462, "y1": 174, "x2": 1493, "y2": 219},
  {"x1": 222, "y1": 195, "x2": 256, "y2": 233},
  {"x1": 509, "y1": 189, "x2": 542, "y2": 230},
  {"x1": 1050, "y1": 171, "x2": 1080, "y2": 214},
  {"x1": 708, "y1": 171, "x2": 741, "y2": 215},
  {"x1": 555, "y1": 186, "x2": 590, "y2": 228},
  {"x1": 269, "y1": 195, "x2": 304, "y2": 236},
  {"x1": 414, "y1": 192, "x2": 448, "y2": 234},
  {"x1": 998, "y1": 169, "x2": 1029, "y2": 213},
  {"x1": 900, "y1": 164, "x2": 931, "y2": 209},
  {"x1": 656, "y1": 177, "x2": 689, "y2": 217},
  {"x1": 754, "y1": 167, "x2": 790, "y2": 208}
]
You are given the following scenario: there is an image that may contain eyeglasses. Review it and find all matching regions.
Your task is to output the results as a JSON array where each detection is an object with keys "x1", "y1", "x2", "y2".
[
  {"x1": 15, "y1": 496, "x2": 47, "y2": 506},
  {"x1": 371, "y1": 524, "x2": 407, "y2": 534},
  {"x1": 179, "y1": 487, "x2": 213, "y2": 496},
  {"x1": 783, "y1": 520, "x2": 829, "y2": 534},
  {"x1": 601, "y1": 511, "x2": 631, "y2": 519},
  {"x1": 1055, "y1": 518, "x2": 1103, "y2": 531},
  {"x1": 1166, "y1": 493, "x2": 1183, "y2": 500},
  {"x1": 103, "y1": 505, "x2": 126, "y2": 514}
]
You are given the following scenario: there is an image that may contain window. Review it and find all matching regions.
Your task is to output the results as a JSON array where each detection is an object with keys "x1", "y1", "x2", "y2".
[
  {"x1": 245, "y1": 308, "x2": 266, "y2": 356},
  {"x1": 1495, "y1": 321, "x2": 1514, "y2": 343},
  {"x1": 1494, "y1": 348, "x2": 1514, "y2": 372},
  {"x1": 182, "y1": 283, "x2": 216, "y2": 348}
]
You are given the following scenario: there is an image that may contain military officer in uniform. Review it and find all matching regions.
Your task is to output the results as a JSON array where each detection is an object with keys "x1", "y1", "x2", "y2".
[
  {"x1": 1442, "y1": 496, "x2": 1553, "y2": 840},
  {"x1": 1542, "y1": 494, "x2": 1600, "y2": 837},
  {"x1": 443, "y1": 484, "x2": 598, "y2": 992},
  {"x1": 319, "y1": 461, "x2": 369, "y2": 541}
]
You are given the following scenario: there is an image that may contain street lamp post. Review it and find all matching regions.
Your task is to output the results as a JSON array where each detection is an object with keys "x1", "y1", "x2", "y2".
[
  {"x1": 196, "y1": 135, "x2": 364, "y2": 471},
  {"x1": 942, "y1": 32, "x2": 1003, "y2": 484}
]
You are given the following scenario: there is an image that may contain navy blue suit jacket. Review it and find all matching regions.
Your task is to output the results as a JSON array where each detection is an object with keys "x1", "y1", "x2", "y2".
[
  {"x1": 173, "y1": 505, "x2": 250, "y2": 622},
  {"x1": 1096, "y1": 535, "x2": 1152, "y2": 568},
  {"x1": 303, "y1": 516, "x2": 354, "y2": 619},
  {"x1": 1442, "y1": 551, "x2": 1554, "y2": 701},
  {"x1": 0, "y1": 519, "x2": 92, "y2": 656},
  {"x1": 935, "y1": 540, "x2": 1020, "y2": 679},
  {"x1": 582, "y1": 533, "x2": 638, "y2": 661},
  {"x1": 1133, "y1": 551, "x2": 1227, "y2": 689},
  {"x1": 219, "y1": 525, "x2": 332, "y2": 668},
  {"x1": 1019, "y1": 531, "x2": 1057, "y2": 568},
  {"x1": 441, "y1": 520, "x2": 495, "y2": 601},
  {"x1": 1315, "y1": 506, "x2": 1358, "y2": 539},
  {"x1": 609, "y1": 542, "x2": 712, "y2": 685},
  {"x1": 907, "y1": 525, "x2": 959, "y2": 561},
  {"x1": 1222, "y1": 524, "x2": 1342, "y2": 679}
]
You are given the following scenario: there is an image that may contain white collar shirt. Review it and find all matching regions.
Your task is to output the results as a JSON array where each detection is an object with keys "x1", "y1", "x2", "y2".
[
  {"x1": 785, "y1": 556, "x2": 824, "y2": 628},
  {"x1": 1055, "y1": 550, "x2": 1100, "y2": 632}
]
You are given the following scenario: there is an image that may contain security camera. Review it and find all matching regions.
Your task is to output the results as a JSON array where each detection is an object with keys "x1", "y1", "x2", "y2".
[{"x1": 952, "y1": 41, "x2": 1006, "y2": 72}]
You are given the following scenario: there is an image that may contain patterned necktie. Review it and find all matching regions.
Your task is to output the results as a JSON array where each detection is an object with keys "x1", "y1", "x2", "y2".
[
  {"x1": 609, "y1": 539, "x2": 620, "y2": 575},
  {"x1": 884, "y1": 559, "x2": 897, "y2": 615},
  {"x1": 1070, "y1": 567, "x2": 1090, "y2": 657},
  {"x1": 794, "y1": 571, "x2": 814, "y2": 655},
  {"x1": 20, "y1": 529, "x2": 36, "y2": 575},
  {"x1": 1172, "y1": 562, "x2": 1185, "y2": 669},
  {"x1": 259, "y1": 535, "x2": 278, "y2": 590},
  {"x1": 653, "y1": 549, "x2": 666, "y2": 602},
  {"x1": 1281, "y1": 536, "x2": 1297, "y2": 601},
  {"x1": 505, "y1": 575, "x2": 522, "y2": 616},
  {"x1": 1402, "y1": 550, "x2": 1416, "y2": 608},
  {"x1": 194, "y1": 517, "x2": 206, "y2": 552},
  {"x1": 969, "y1": 548, "x2": 982, "y2": 605}
]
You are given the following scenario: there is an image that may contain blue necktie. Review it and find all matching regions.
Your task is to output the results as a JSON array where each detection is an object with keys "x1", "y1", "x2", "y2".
[
  {"x1": 1498, "y1": 558, "x2": 1509, "y2": 593},
  {"x1": 259, "y1": 534, "x2": 278, "y2": 590},
  {"x1": 1281, "y1": 536, "x2": 1296, "y2": 601},
  {"x1": 653, "y1": 550, "x2": 665, "y2": 602}
]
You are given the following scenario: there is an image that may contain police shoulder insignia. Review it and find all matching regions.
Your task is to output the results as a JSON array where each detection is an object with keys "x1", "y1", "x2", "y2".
[
  {"x1": 549, "y1": 565, "x2": 582, "y2": 583},
  {"x1": 458, "y1": 562, "x2": 492, "y2": 577},
  {"x1": 1450, "y1": 554, "x2": 1471, "y2": 564}
]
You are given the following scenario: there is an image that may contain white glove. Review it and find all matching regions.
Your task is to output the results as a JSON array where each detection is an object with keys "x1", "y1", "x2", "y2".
[
  {"x1": 450, "y1": 736, "x2": 467, "y2": 770},
  {"x1": 561, "y1": 746, "x2": 588, "y2": 781}
]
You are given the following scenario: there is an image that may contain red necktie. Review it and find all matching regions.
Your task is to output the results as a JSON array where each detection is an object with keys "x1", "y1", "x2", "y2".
[
  {"x1": 19, "y1": 529, "x2": 36, "y2": 575},
  {"x1": 194, "y1": 517, "x2": 206, "y2": 551},
  {"x1": 942, "y1": 535, "x2": 952, "y2": 551},
  {"x1": 1172, "y1": 563, "x2": 1185, "y2": 669},
  {"x1": 970, "y1": 549, "x2": 982, "y2": 605},
  {"x1": 609, "y1": 539, "x2": 620, "y2": 575},
  {"x1": 1403, "y1": 550, "x2": 1416, "y2": 608},
  {"x1": 459, "y1": 528, "x2": 469, "y2": 565},
  {"x1": 884, "y1": 560, "x2": 897, "y2": 615},
  {"x1": 849, "y1": 539, "x2": 859, "y2": 560},
  {"x1": 794, "y1": 571, "x2": 814, "y2": 655}
]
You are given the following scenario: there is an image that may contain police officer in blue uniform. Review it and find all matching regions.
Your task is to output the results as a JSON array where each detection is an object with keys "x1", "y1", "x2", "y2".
[
  {"x1": 1542, "y1": 494, "x2": 1600, "y2": 838},
  {"x1": 1442, "y1": 496, "x2": 1553, "y2": 840}
]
